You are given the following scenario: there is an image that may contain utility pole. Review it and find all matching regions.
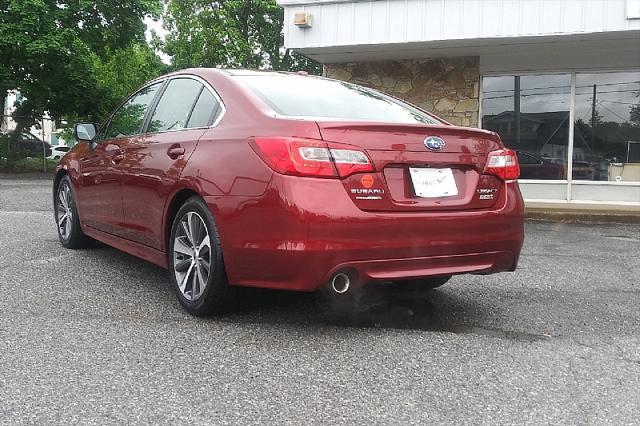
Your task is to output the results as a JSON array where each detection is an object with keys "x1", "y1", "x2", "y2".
[
  {"x1": 590, "y1": 84, "x2": 597, "y2": 148},
  {"x1": 514, "y1": 76, "x2": 521, "y2": 147}
]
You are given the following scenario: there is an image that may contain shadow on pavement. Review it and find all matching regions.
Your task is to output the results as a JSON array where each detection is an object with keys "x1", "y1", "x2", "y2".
[
  {"x1": 91, "y1": 242, "x2": 544, "y2": 341},
  {"x1": 223, "y1": 285, "x2": 544, "y2": 342}
]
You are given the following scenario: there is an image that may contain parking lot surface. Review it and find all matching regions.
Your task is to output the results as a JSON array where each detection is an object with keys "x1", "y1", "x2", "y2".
[{"x1": 1, "y1": 176, "x2": 639, "y2": 424}]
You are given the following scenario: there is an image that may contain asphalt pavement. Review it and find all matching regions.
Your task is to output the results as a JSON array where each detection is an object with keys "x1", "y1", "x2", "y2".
[{"x1": 1, "y1": 176, "x2": 639, "y2": 425}]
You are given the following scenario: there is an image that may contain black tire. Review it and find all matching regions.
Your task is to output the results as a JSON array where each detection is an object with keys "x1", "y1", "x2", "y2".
[
  {"x1": 55, "y1": 175, "x2": 93, "y2": 249},
  {"x1": 168, "y1": 196, "x2": 232, "y2": 316},
  {"x1": 393, "y1": 275, "x2": 452, "y2": 291}
]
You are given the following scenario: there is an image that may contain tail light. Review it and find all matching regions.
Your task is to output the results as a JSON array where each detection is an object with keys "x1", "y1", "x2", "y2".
[
  {"x1": 249, "y1": 137, "x2": 374, "y2": 178},
  {"x1": 484, "y1": 149, "x2": 520, "y2": 181}
]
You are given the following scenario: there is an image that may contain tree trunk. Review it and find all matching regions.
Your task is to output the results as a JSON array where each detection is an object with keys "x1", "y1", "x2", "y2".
[
  {"x1": 0, "y1": 92, "x2": 6, "y2": 121},
  {"x1": 239, "y1": 0, "x2": 251, "y2": 68},
  {"x1": 0, "y1": 93, "x2": 5, "y2": 135},
  {"x1": 7, "y1": 120, "x2": 25, "y2": 164},
  {"x1": 0, "y1": 91, "x2": 6, "y2": 167}
]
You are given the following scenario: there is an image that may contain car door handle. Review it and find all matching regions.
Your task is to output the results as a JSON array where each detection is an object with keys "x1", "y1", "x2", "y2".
[
  {"x1": 107, "y1": 148, "x2": 124, "y2": 164},
  {"x1": 167, "y1": 145, "x2": 185, "y2": 159}
]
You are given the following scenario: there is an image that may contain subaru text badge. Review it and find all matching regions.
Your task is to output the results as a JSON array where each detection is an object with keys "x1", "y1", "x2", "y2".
[{"x1": 424, "y1": 136, "x2": 445, "y2": 151}]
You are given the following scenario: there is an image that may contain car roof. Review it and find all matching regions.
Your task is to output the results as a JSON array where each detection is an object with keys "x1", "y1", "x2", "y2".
[
  {"x1": 218, "y1": 69, "x2": 303, "y2": 77},
  {"x1": 159, "y1": 67, "x2": 300, "y2": 78}
]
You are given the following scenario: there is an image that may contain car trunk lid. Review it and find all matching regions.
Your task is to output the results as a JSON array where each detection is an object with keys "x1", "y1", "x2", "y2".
[{"x1": 316, "y1": 121, "x2": 506, "y2": 212}]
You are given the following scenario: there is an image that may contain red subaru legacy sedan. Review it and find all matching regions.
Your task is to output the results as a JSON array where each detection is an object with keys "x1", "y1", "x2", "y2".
[{"x1": 54, "y1": 69, "x2": 524, "y2": 315}]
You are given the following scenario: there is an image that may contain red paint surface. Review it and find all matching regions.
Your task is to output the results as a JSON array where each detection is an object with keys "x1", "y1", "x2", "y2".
[{"x1": 55, "y1": 69, "x2": 525, "y2": 291}]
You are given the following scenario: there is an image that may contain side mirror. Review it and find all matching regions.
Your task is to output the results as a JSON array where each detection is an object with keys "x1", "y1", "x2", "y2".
[{"x1": 73, "y1": 123, "x2": 97, "y2": 144}]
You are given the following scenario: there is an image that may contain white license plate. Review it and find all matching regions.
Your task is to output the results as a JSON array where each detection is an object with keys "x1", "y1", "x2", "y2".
[{"x1": 409, "y1": 168, "x2": 458, "y2": 198}]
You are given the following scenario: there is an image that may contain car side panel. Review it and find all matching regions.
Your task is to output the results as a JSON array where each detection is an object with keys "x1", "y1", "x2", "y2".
[
  {"x1": 74, "y1": 139, "x2": 130, "y2": 236},
  {"x1": 119, "y1": 129, "x2": 206, "y2": 249},
  {"x1": 165, "y1": 114, "x2": 324, "y2": 256}
]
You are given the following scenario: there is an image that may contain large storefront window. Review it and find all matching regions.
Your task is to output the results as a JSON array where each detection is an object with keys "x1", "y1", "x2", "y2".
[
  {"x1": 573, "y1": 71, "x2": 640, "y2": 182},
  {"x1": 482, "y1": 74, "x2": 571, "y2": 180},
  {"x1": 482, "y1": 71, "x2": 640, "y2": 184}
]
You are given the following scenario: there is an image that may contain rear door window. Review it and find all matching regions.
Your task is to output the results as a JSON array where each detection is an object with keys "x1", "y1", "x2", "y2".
[
  {"x1": 147, "y1": 78, "x2": 203, "y2": 133},
  {"x1": 186, "y1": 89, "x2": 221, "y2": 128}
]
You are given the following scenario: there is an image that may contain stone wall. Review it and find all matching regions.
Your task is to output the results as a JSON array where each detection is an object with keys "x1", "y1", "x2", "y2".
[{"x1": 324, "y1": 57, "x2": 479, "y2": 127}]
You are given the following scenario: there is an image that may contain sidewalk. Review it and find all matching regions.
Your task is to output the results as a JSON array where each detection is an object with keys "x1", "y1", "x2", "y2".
[{"x1": 526, "y1": 200, "x2": 640, "y2": 224}]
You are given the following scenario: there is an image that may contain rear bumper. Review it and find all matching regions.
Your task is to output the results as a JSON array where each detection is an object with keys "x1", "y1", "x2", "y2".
[
  {"x1": 327, "y1": 251, "x2": 515, "y2": 283},
  {"x1": 206, "y1": 176, "x2": 524, "y2": 292}
]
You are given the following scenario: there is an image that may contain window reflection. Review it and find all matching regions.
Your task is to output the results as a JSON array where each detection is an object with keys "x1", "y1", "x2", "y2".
[
  {"x1": 573, "y1": 72, "x2": 640, "y2": 182},
  {"x1": 237, "y1": 75, "x2": 442, "y2": 125},
  {"x1": 188, "y1": 89, "x2": 220, "y2": 128},
  {"x1": 482, "y1": 74, "x2": 571, "y2": 180},
  {"x1": 148, "y1": 78, "x2": 203, "y2": 133},
  {"x1": 105, "y1": 83, "x2": 161, "y2": 140}
]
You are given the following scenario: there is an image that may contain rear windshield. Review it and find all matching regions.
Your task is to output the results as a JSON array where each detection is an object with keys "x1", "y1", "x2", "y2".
[{"x1": 235, "y1": 75, "x2": 442, "y2": 125}]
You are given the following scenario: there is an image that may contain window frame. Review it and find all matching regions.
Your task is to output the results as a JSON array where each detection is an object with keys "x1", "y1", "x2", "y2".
[
  {"x1": 141, "y1": 75, "x2": 225, "y2": 136},
  {"x1": 98, "y1": 74, "x2": 226, "y2": 142}
]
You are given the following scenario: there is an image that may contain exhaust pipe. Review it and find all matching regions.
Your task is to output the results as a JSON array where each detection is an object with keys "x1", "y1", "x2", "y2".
[{"x1": 331, "y1": 272, "x2": 350, "y2": 294}]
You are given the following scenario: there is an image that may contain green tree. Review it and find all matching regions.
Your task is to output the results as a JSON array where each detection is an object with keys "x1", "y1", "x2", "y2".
[
  {"x1": 93, "y1": 43, "x2": 169, "y2": 119},
  {"x1": 0, "y1": 0, "x2": 163, "y2": 164},
  {"x1": 162, "y1": 0, "x2": 321, "y2": 74}
]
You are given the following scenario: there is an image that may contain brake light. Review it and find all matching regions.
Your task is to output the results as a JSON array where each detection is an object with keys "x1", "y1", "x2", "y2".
[
  {"x1": 484, "y1": 149, "x2": 520, "y2": 181},
  {"x1": 249, "y1": 137, "x2": 374, "y2": 178}
]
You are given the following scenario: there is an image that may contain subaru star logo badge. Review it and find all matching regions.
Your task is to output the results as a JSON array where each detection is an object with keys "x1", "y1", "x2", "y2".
[{"x1": 424, "y1": 136, "x2": 445, "y2": 151}]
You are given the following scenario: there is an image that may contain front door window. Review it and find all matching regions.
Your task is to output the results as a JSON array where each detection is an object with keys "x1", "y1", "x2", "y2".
[{"x1": 103, "y1": 82, "x2": 162, "y2": 140}]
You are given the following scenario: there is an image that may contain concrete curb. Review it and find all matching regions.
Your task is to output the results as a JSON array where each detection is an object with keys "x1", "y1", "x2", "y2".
[
  {"x1": 0, "y1": 172, "x2": 54, "y2": 180},
  {"x1": 526, "y1": 209, "x2": 640, "y2": 224}
]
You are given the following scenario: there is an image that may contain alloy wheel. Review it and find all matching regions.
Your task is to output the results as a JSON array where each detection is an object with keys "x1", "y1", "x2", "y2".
[
  {"x1": 173, "y1": 211, "x2": 212, "y2": 301},
  {"x1": 56, "y1": 182, "x2": 73, "y2": 240}
]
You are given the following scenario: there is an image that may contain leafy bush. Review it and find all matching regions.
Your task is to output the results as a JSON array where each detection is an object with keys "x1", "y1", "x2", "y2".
[{"x1": 0, "y1": 156, "x2": 57, "y2": 173}]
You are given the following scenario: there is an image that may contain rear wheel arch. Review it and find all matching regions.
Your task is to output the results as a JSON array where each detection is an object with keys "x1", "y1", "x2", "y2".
[
  {"x1": 164, "y1": 188, "x2": 201, "y2": 252},
  {"x1": 168, "y1": 196, "x2": 232, "y2": 315}
]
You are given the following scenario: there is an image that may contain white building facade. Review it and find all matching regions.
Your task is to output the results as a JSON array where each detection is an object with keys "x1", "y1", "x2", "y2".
[
  {"x1": 278, "y1": 0, "x2": 640, "y2": 209},
  {"x1": 2, "y1": 91, "x2": 58, "y2": 144}
]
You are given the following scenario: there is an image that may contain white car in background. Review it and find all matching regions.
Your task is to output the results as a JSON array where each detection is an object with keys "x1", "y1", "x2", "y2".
[{"x1": 48, "y1": 145, "x2": 70, "y2": 161}]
